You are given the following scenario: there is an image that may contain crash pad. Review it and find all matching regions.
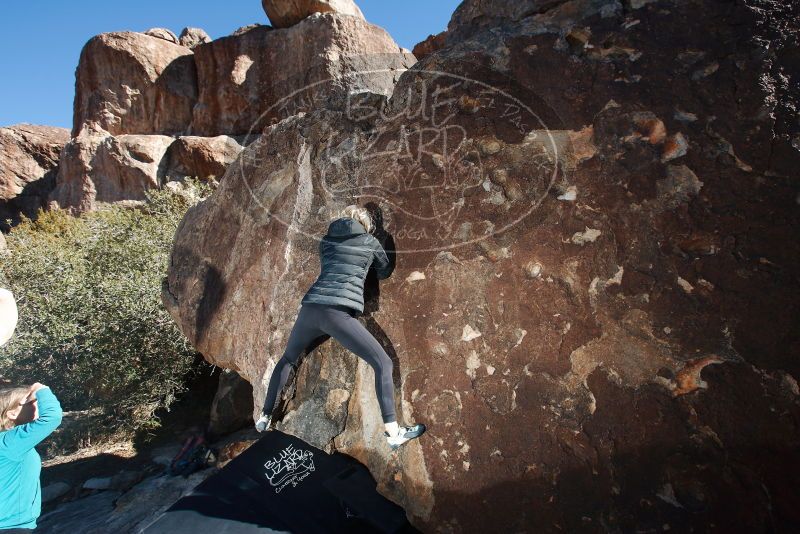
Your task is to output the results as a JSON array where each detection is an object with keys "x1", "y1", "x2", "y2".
[{"x1": 142, "y1": 430, "x2": 416, "y2": 533}]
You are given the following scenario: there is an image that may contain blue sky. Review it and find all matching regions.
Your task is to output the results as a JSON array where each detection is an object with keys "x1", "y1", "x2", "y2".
[{"x1": 0, "y1": 0, "x2": 460, "y2": 129}]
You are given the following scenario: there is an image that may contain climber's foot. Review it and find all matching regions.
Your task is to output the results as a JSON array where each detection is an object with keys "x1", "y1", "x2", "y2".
[
  {"x1": 255, "y1": 413, "x2": 272, "y2": 432},
  {"x1": 385, "y1": 423, "x2": 426, "y2": 450}
]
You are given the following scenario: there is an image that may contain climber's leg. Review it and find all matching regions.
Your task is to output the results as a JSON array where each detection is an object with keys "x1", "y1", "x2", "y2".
[
  {"x1": 262, "y1": 305, "x2": 325, "y2": 416},
  {"x1": 319, "y1": 306, "x2": 398, "y2": 424}
]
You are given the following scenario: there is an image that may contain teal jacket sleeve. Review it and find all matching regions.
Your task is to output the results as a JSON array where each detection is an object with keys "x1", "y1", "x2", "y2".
[{"x1": 0, "y1": 387, "x2": 63, "y2": 461}]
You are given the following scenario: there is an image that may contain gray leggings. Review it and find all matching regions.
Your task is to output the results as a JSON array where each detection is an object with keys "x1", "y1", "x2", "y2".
[{"x1": 263, "y1": 302, "x2": 397, "y2": 423}]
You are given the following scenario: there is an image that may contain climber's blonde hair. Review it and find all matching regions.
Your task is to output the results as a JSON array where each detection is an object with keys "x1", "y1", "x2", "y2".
[
  {"x1": 0, "y1": 386, "x2": 28, "y2": 430},
  {"x1": 333, "y1": 204, "x2": 373, "y2": 233}
]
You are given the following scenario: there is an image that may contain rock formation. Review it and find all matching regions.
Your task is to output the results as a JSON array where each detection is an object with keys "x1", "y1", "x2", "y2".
[
  {"x1": 51, "y1": 128, "x2": 252, "y2": 211},
  {"x1": 410, "y1": 31, "x2": 447, "y2": 61},
  {"x1": 71, "y1": 31, "x2": 197, "y2": 137},
  {"x1": 178, "y1": 27, "x2": 211, "y2": 49},
  {"x1": 50, "y1": 127, "x2": 108, "y2": 212},
  {"x1": 50, "y1": 10, "x2": 413, "y2": 211},
  {"x1": 261, "y1": 0, "x2": 365, "y2": 28},
  {"x1": 51, "y1": 128, "x2": 178, "y2": 210},
  {"x1": 189, "y1": 13, "x2": 414, "y2": 136},
  {"x1": 0, "y1": 124, "x2": 69, "y2": 230},
  {"x1": 447, "y1": 0, "x2": 569, "y2": 39},
  {"x1": 164, "y1": 0, "x2": 800, "y2": 531},
  {"x1": 165, "y1": 135, "x2": 248, "y2": 182},
  {"x1": 143, "y1": 27, "x2": 180, "y2": 44},
  {"x1": 89, "y1": 134, "x2": 176, "y2": 202},
  {"x1": 208, "y1": 369, "x2": 255, "y2": 437}
]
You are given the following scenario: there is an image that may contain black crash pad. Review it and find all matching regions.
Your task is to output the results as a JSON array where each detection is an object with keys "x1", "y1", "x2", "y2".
[{"x1": 142, "y1": 430, "x2": 417, "y2": 533}]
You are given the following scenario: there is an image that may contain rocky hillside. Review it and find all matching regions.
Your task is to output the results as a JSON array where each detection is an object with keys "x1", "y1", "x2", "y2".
[
  {"x1": 44, "y1": 0, "x2": 413, "y2": 212},
  {"x1": 163, "y1": 0, "x2": 800, "y2": 532}
]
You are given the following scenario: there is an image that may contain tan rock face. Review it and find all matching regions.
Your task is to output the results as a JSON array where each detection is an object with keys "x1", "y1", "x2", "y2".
[
  {"x1": 411, "y1": 31, "x2": 447, "y2": 61},
  {"x1": 51, "y1": 131, "x2": 255, "y2": 210},
  {"x1": 261, "y1": 0, "x2": 364, "y2": 28},
  {"x1": 165, "y1": 135, "x2": 248, "y2": 182},
  {"x1": 91, "y1": 134, "x2": 175, "y2": 202},
  {"x1": 165, "y1": 0, "x2": 800, "y2": 531},
  {"x1": 50, "y1": 127, "x2": 107, "y2": 212},
  {"x1": 178, "y1": 27, "x2": 211, "y2": 49},
  {"x1": 189, "y1": 13, "x2": 413, "y2": 136},
  {"x1": 72, "y1": 32, "x2": 197, "y2": 137},
  {"x1": 52, "y1": 10, "x2": 412, "y2": 210},
  {"x1": 0, "y1": 124, "x2": 69, "y2": 229},
  {"x1": 209, "y1": 369, "x2": 254, "y2": 438},
  {"x1": 51, "y1": 129, "x2": 174, "y2": 210}
]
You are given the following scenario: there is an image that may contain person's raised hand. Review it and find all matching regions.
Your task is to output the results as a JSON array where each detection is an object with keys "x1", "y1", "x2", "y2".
[
  {"x1": 23, "y1": 382, "x2": 47, "y2": 404},
  {"x1": 372, "y1": 226, "x2": 388, "y2": 244}
]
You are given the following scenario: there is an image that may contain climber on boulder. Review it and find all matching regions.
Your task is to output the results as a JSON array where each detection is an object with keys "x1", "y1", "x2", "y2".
[{"x1": 256, "y1": 205, "x2": 426, "y2": 450}]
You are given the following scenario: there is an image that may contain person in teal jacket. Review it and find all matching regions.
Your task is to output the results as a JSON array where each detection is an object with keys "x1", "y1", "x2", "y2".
[{"x1": 0, "y1": 382, "x2": 62, "y2": 531}]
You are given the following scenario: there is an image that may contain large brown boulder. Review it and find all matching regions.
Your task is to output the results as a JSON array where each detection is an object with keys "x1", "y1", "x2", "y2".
[
  {"x1": 50, "y1": 127, "x2": 107, "y2": 212},
  {"x1": 178, "y1": 27, "x2": 211, "y2": 49},
  {"x1": 51, "y1": 132, "x2": 257, "y2": 210},
  {"x1": 165, "y1": 135, "x2": 248, "y2": 182},
  {"x1": 52, "y1": 9, "x2": 412, "y2": 210},
  {"x1": 72, "y1": 32, "x2": 197, "y2": 137},
  {"x1": 261, "y1": 0, "x2": 364, "y2": 28},
  {"x1": 411, "y1": 31, "x2": 447, "y2": 61},
  {"x1": 50, "y1": 132, "x2": 258, "y2": 212},
  {"x1": 188, "y1": 13, "x2": 415, "y2": 136},
  {"x1": 165, "y1": 0, "x2": 800, "y2": 531},
  {"x1": 0, "y1": 124, "x2": 69, "y2": 229},
  {"x1": 50, "y1": 132, "x2": 256, "y2": 210},
  {"x1": 90, "y1": 134, "x2": 175, "y2": 202},
  {"x1": 51, "y1": 128, "x2": 174, "y2": 211},
  {"x1": 143, "y1": 27, "x2": 179, "y2": 44}
]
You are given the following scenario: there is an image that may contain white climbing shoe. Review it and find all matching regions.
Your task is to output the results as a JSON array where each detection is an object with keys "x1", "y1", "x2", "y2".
[
  {"x1": 385, "y1": 423, "x2": 426, "y2": 450},
  {"x1": 255, "y1": 413, "x2": 272, "y2": 432}
]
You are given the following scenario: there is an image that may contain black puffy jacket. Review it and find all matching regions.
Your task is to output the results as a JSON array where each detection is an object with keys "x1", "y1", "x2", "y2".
[{"x1": 301, "y1": 217, "x2": 393, "y2": 313}]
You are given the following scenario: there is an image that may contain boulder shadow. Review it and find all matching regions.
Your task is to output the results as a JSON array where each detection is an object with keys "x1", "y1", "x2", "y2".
[
  {"x1": 362, "y1": 202, "x2": 402, "y2": 391},
  {"x1": 162, "y1": 247, "x2": 226, "y2": 348}
]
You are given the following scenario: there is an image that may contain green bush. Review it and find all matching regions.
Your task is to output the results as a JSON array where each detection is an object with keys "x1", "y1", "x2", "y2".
[{"x1": 0, "y1": 181, "x2": 213, "y2": 434}]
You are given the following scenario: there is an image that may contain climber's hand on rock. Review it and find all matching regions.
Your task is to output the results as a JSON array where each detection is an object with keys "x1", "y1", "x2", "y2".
[{"x1": 372, "y1": 226, "x2": 388, "y2": 243}]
